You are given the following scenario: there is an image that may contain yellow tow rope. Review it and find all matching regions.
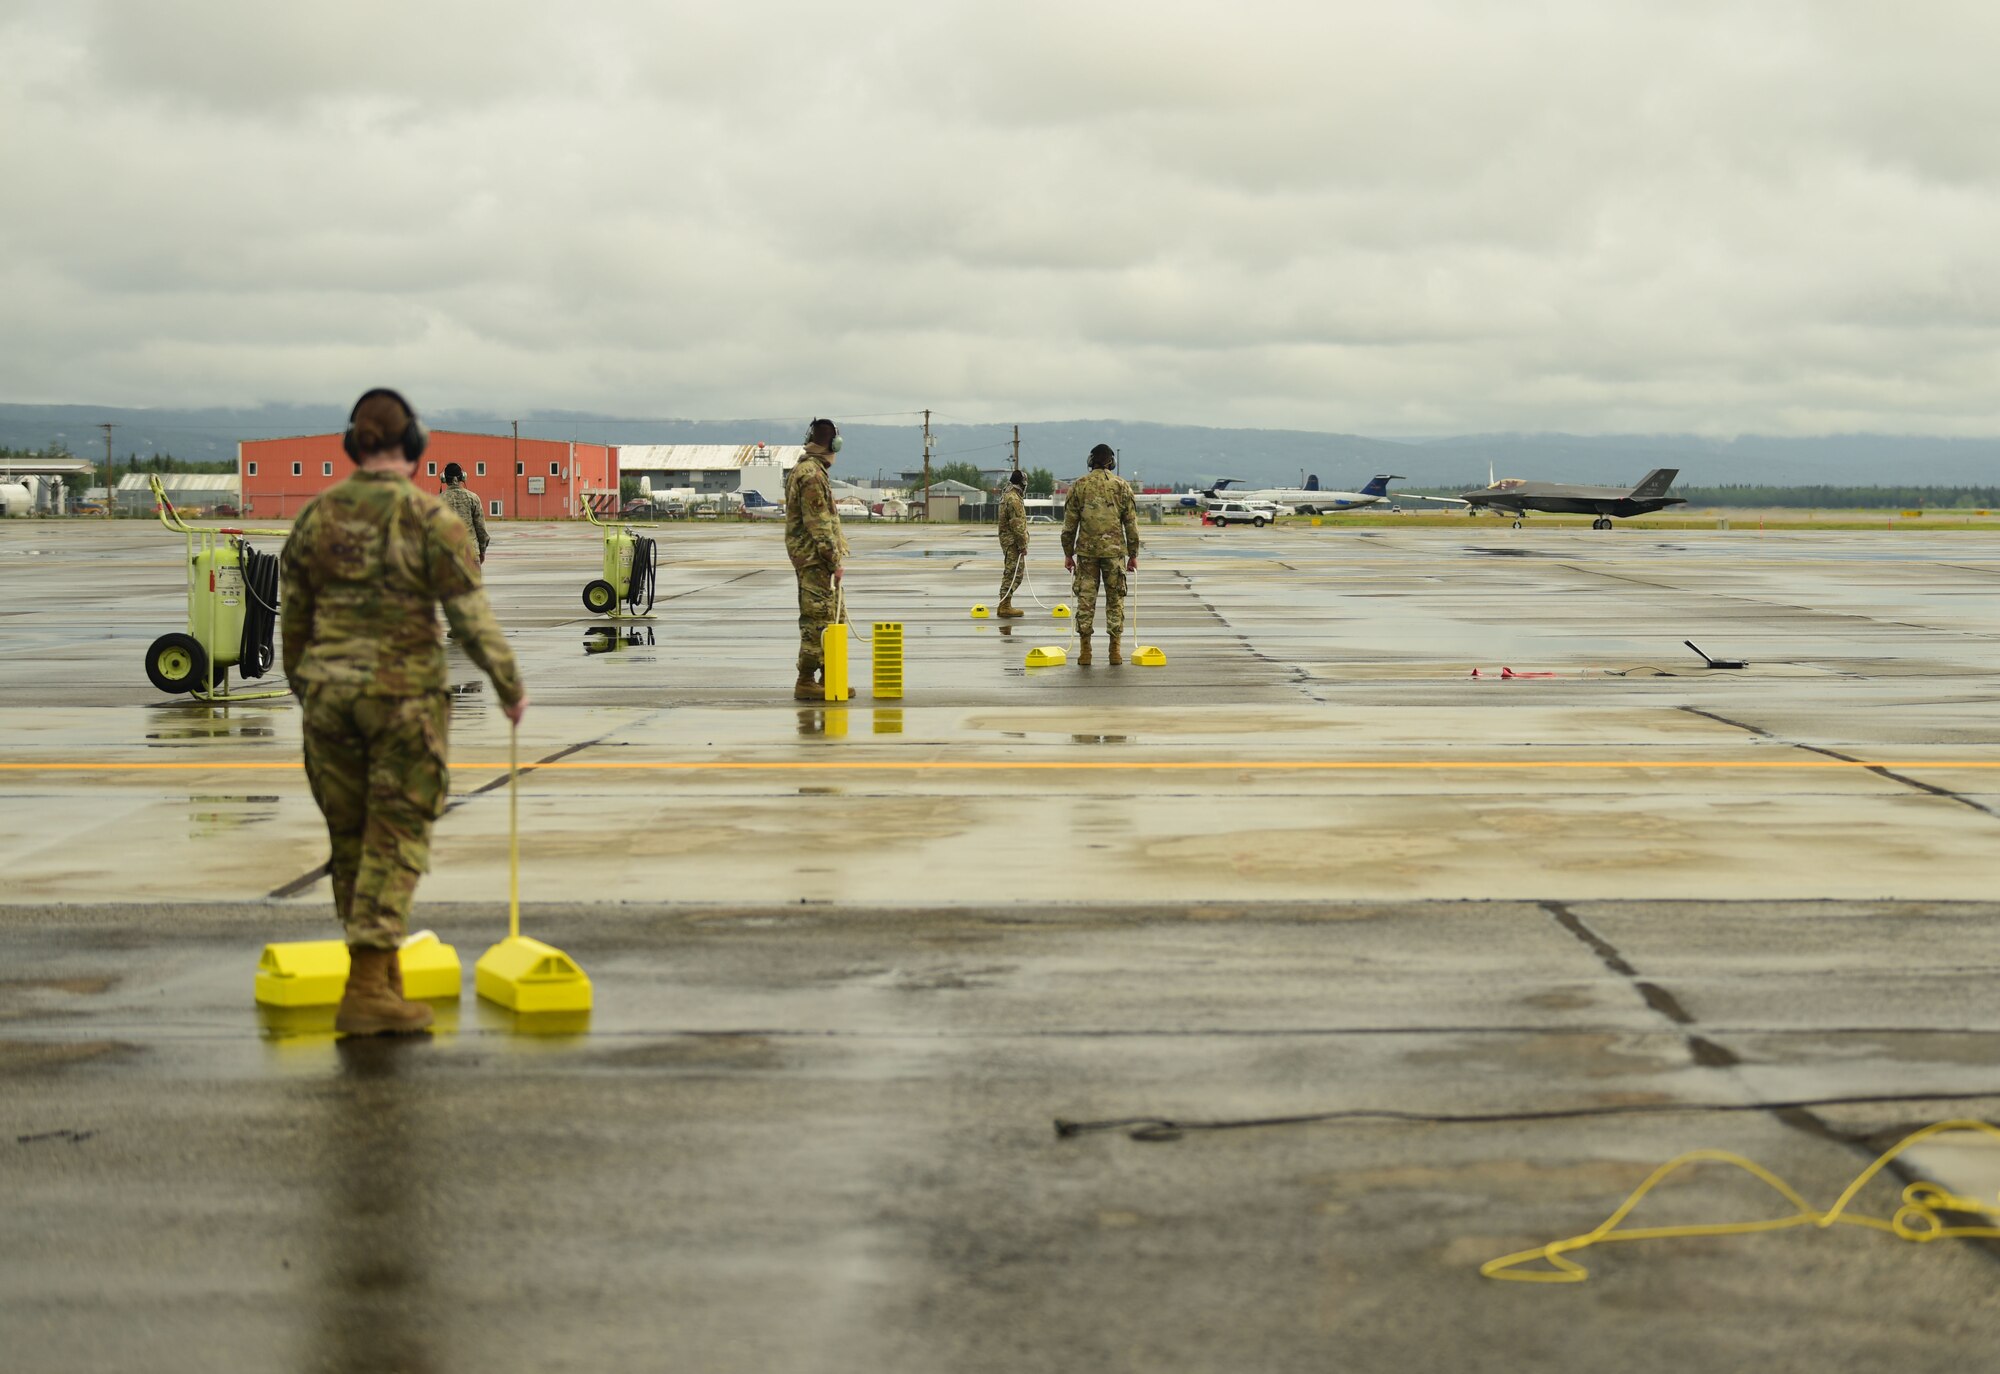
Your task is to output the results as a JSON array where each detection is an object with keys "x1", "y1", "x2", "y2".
[{"x1": 1482, "y1": 1119, "x2": 2000, "y2": 1282}]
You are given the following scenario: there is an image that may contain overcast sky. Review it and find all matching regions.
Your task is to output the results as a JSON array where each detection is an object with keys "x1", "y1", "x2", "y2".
[{"x1": 5, "y1": 0, "x2": 1999, "y2": 435}]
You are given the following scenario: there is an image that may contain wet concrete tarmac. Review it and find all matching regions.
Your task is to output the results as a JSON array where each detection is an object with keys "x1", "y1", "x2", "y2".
[{"x1": 4, "y1": 520, "x2": 2000, "y2": 1370}]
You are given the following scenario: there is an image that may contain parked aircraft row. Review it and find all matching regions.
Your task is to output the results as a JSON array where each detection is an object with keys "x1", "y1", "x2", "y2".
[
  {"x1": 631, "y1": 465, "x2": 1688, "y2": 531},
  {"x1": 1163, "y1": 468, "x2": 1686, "y2": 528}
]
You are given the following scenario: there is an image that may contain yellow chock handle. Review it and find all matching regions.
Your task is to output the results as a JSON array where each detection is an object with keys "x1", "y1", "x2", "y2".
[{"x1": 508, "y1": 722, "x2": 520, "y2": 941}]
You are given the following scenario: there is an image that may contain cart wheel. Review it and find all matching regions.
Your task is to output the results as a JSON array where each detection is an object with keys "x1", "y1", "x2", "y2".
[
  {"x1": 582, "y1": 580, "x2": 617, "y2": 614},
  {"x1": 146, "y1": 632, "x2": 208, "y2": 694}
]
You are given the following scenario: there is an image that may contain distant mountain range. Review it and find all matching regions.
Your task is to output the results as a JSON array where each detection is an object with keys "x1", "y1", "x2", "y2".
[{"x1": 5, "y1": 402, "x2": 1997, "y2": 489}]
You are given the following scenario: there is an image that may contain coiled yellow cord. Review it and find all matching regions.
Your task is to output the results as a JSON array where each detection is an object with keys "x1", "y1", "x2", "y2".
[{"x1": 1482, "y1": 1119, "x2": 2000, "y2": 1283}]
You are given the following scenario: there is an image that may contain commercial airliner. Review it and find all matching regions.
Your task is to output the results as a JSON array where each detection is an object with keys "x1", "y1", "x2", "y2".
[{"x1": 1183, "y1": 473, "x2": 1434, "y2": 513}]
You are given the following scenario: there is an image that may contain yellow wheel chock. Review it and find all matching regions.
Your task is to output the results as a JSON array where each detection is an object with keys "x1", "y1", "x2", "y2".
[{"x1": 254, "y1": 931, "x2": 462, "y2": 1008}]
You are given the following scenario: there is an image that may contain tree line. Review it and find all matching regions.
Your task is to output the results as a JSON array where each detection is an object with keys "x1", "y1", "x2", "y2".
[
  {"x1": 1, "y1": 444, "x2": 232, "y2": 474},
  {"x1": 1673, "y1": 485, "x2": 2000, "y2": 509}
]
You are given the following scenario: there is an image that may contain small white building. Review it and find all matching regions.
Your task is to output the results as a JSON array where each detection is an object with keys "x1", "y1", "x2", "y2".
[
  {"x1": 115, "y1": 471, "x2": 241, "y2": 514},
  {"x1": 617, "y1": 444, "x2": 805, "y2": 503}
]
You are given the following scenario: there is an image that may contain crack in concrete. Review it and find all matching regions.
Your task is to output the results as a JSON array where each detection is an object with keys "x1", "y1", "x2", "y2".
[
  {"x1": 266, "y1": 720, "x2": 655, "y2": 900},
  {"x1": 1539, "y1": 898, "x2": 2000, "y2": 1260},
  {"x1": 1675, "y1": 704, "x2": 2000, "y2": 822}
]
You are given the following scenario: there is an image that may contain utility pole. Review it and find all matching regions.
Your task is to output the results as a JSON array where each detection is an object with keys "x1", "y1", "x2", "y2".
[
  {"x1": 921, "y1": 408, "x2": 933, "y2": 523},
  {"x1": 511, "y1": 419, "x2": 519, "y2": 520},
  {"x1": 99, "y1": 423, "x2": 115, "y2": 516},
  {"x1": 1012, "y1": 423, "x2": 1020, "y2": 473}
]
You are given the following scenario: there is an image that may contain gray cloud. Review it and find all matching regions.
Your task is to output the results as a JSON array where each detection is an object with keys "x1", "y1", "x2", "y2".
[{"x1": 5, "y1": 0, "x2": 2000, "y2": 435}]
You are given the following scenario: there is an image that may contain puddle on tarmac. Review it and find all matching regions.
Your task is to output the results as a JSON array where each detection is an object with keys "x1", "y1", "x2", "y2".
[
  {"x1": 1070, "y1": 734, "x2": 1131, "y2": 745},
  {"x1": 873, "y1": 709, "x2": 903, "y2": 734},
  {"x1": 797, "y1": 708, "x2": 853, "y2": 738},
  {"x1": 256, "y1": 1000, "x2": 591, "y2": 1067},
  {"x1": 584, "y1": 624, "x2": 656, "y2": 655},
  {"x1": 189, "y1": 794, "x2": 281, "y2": 837},
  {"x1": 146, "y1": 711, "x2": 279, "y2": 742},
  {"x1": 1463, "y1": 546, "x2": 1553, "y2": 558}
]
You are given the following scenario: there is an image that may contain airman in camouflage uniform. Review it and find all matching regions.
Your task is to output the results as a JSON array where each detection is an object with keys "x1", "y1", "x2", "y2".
[
  {"x1": 439, "y1": 462, "x2": 489, "y2": 562},
  {"x1": 996, "y1": 470, "x2": 1028, "y2": 617},
  {"x1": 282, "y1": 388, "x2": 528, "y2": 1035},
  {"x1": 785, "y1": 418, "x2": 851, "y2": 700},
  {"x1": 1061, "y1": 443, "x2": 1140, "y2": 666}
]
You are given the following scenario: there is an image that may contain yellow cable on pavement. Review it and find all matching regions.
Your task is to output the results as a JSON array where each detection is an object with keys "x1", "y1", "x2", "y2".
[{"x1": 1482, "y1": 1119, "x2": 2000, "y2": 1283}]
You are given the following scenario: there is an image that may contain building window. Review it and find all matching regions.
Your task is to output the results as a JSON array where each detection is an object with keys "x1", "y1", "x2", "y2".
[
  {"x1": 427, "y1": 461, "x2": 437, "y2": 475},
  {"x1": 550, "y1": 461, "x2": 561, "y2": 476},
  {"x1": 489, "y1": 500, "x2": 502, "y2": 516},
  {"x1": 475, "y1": 462, "x2": 486, "y2": 476},
  {"x1": 247, "y1": 462, "x2": 257, "y2": 476},
  {"x1": 322, "y1": 461, "x2": 333, "y2": 476},
  {"x1": 291, "y1": 462, "x2": 302, "y2": 476},
  {"x1": 515, "y1": 462, "x2": 524, "y2": 476}
]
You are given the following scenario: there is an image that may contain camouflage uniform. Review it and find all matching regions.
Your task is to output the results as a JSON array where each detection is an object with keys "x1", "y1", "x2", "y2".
[
  {"x1": 1061, "y1": 467, "x2": 1141, "y2": 638},
  {"x1": 441, "y1": 481, "x2": 489, "y2": 561},
  {"x1": 281, "y1": 470, "x2": 524, "y2": 950},
  {"x1": 783, "y1": 443, "x2": 849, "y2": 678},
  {"x1": 997, "y1": 485, "x2": 1028, "y2": 603}
]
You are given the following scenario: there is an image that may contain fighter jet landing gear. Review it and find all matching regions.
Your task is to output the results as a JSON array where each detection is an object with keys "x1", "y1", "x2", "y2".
[
  {"x1": 1592, "y1": 517, "x2": 1615, "y2": 530},
  {"x1": 1510, "y1": 519, "x2": 1523, "y2": 529}
]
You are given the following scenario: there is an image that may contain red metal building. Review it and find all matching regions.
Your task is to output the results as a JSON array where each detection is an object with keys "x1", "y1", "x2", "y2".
[{"x1": 239, "y1": 431, "x2": 617, "y2": 520}]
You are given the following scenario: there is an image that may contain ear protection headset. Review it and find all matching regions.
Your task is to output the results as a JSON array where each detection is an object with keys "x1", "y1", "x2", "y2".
[{"x1": 343, "y1": 387, "x2": 429, "y2": 463}]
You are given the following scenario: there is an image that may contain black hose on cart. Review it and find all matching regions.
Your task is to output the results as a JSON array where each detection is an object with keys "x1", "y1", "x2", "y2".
[
  {"x1": 626, "y1": 536, "x2": 657, "y2": 614},
  {"x1": 238, "y1": 542, "x2": 280, "y2": 679}
]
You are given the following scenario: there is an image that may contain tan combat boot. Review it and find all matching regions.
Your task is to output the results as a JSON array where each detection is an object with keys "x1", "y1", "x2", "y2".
[
  {"x1": 794, "y1": 674, "x2": 821, "y2": 701},
  {"x1": 997, "y1": 598, "x2": 1024, "y2": 618},
  {"x1": 335, "y1": 947, "x2": 434, "y2": 1036},
  {"x1": 1077, "y1": 634, "x2": 1093, "y2": 666},
  {"x1": 1108, "y1": 634, "x2": 1123, "y2": 665}
]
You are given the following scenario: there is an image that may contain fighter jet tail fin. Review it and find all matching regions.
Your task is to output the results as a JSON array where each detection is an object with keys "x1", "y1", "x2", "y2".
[{"x1": 1630, "y1": 468, "x2": 1679, "y2": 500}]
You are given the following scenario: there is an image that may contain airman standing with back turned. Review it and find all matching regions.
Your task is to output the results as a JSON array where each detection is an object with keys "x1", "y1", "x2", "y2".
[
  {"x1": 282, "y1": 388, "x2": 528, "y2": 1037},
  {"x1": 1062, "y1": 443, "x2": 1140, "y2": 666},
  {"x1": 785, "y1": 418, "x2": 851, "y2": 700},
  {"x1": 996, "y1": 468, "x2": 1028, "y2": 617},
  {"x1": 439, "y1": 461, "x2": 488, "y2": 563}
]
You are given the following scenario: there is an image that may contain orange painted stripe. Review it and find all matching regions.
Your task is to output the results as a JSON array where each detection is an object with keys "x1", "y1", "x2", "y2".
[{"x1": 0, "y1": 759, "x2": 1996, "y2": 773}]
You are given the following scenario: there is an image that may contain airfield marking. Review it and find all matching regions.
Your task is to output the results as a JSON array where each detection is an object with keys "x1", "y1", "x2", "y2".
[{"x1": 5, "y1": 759, "x2": 2000, "y2": 773}]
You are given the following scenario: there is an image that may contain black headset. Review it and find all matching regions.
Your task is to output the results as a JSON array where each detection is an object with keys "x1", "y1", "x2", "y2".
[{"x1": 343, "y1": 387, "x2": 429, "y2": 463}]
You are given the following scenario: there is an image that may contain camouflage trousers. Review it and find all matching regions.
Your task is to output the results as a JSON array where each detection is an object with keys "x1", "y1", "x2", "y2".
[
  {"x1": 998, "y1": 540, "x2": 1026, "y2": 602},
  {"x1": 1072, "y1": 556, "x2": 1127, "y2": 638},
  {"x1": 794, "y1": 562, "x2": 839, "y2": 676},
  {"x1": 302, "y1": 685, "x2": 451, "y2": 950}
]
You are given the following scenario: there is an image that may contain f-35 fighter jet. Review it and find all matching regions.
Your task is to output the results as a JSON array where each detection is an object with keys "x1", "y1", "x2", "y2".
[{"x1": 1448, "y1": 467, "x2": 1686, "y2": 529}]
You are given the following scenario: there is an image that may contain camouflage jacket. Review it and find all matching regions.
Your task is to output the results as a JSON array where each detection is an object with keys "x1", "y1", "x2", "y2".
[
  {"x1": 441, "y1": 482, "x2": 489, "y2": 559},
  {"x1": 784, "y1": 445, "x2": 848, "y2": 571},
  {"x1": 281, "y1": 469, "x2": 524, "y2": 706},
  {"x1": 1061, "y1": 468, "x2": 1140, "y2": 560},
  {"x1": 998, "y1": 486, "x2": 1028, "y2": 546}
]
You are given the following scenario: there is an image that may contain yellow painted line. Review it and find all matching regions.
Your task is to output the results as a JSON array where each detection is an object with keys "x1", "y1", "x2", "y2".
[{"x1": 1, "y1": 759, "x2": 1999, "y2": 774}]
